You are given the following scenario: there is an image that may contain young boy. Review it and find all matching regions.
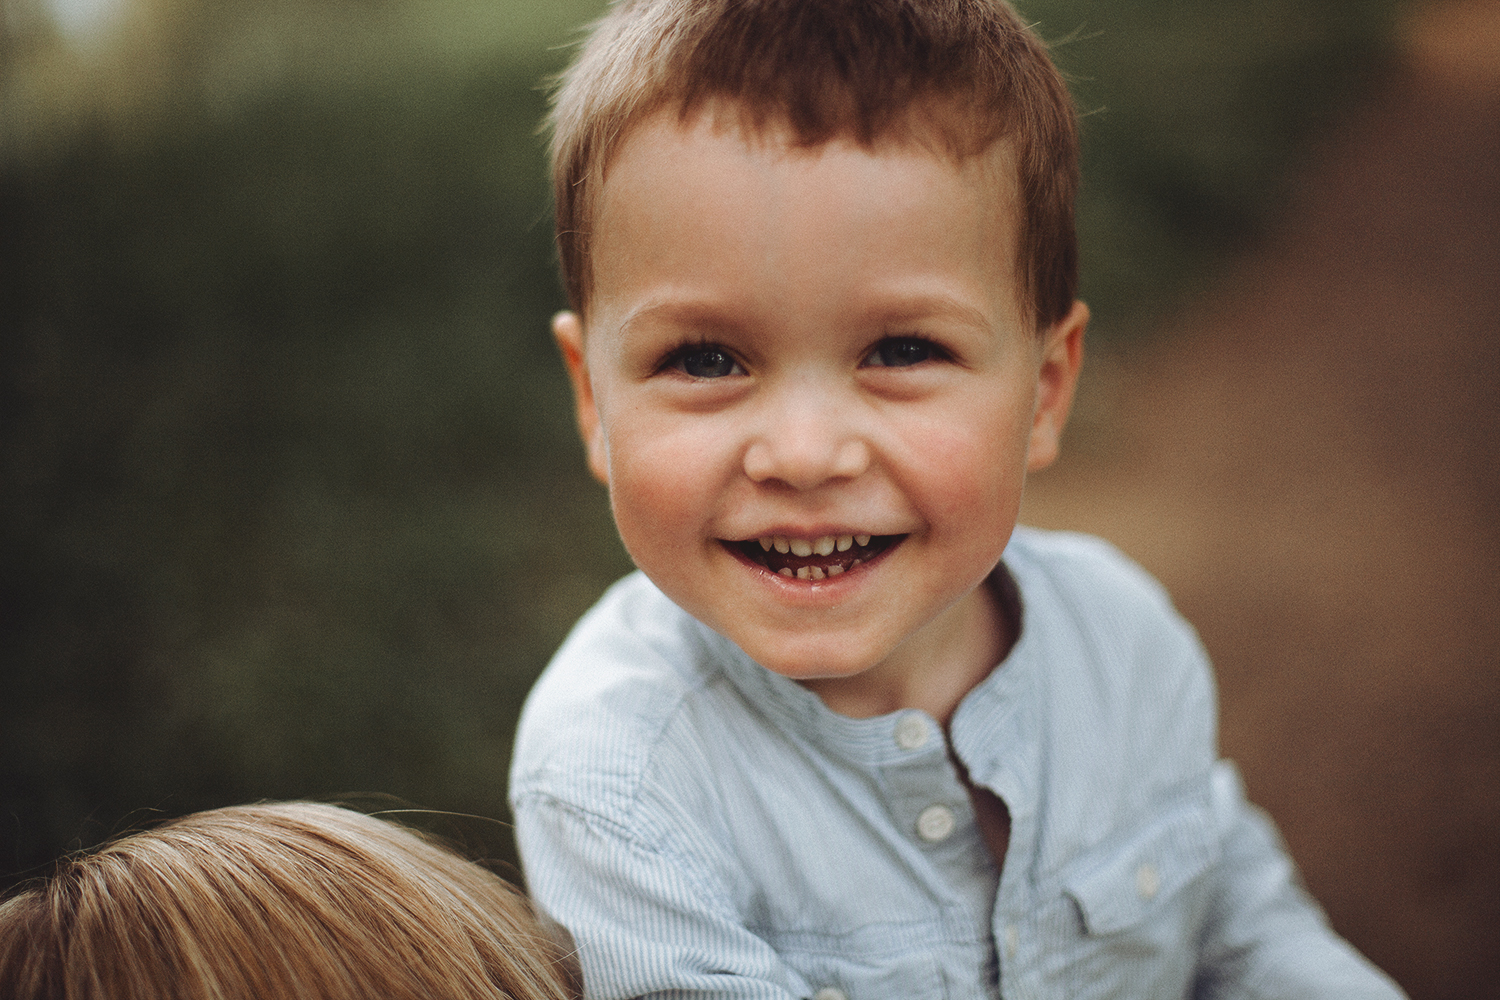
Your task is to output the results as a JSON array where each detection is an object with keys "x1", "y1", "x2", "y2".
[{"x1": 510, "y1": 1, "x2": 1407, "y2": 997}]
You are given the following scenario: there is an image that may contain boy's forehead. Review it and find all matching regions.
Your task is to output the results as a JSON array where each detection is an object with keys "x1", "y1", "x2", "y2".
[
  {"x1": 592, "y1": 101, "x2": 1023, "y2": 265},
  {"x1": 587, "y1": 103, "x2": 1029, "y2": 338}
]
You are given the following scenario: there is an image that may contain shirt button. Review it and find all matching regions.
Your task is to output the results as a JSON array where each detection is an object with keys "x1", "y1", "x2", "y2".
[
  {"x1": 812, "y1": 988, "x2": 848, "y2": 1000},
  {"x1": 1136, "y1": 862, "x2": 1160, "y2": 900},
  {"x1": 916, "y1": 804, "x2": 956, "y2": 842},
  {"x1": 893, "y1": 713, "x2": 929, "y2": 750}
]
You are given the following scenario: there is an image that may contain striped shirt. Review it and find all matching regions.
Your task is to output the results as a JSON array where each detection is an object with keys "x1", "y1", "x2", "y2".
[{"x1": 510, "y1": 527, "x2": 1404, "y2": 999}]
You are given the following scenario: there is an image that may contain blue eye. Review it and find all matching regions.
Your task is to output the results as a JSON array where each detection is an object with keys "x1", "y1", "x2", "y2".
[
  {"x1": 867, "y1": 337, "x2": 936, "y2": 368},
  {"x1": 674, "y1": 345, "x2": 741, "y2": 378}
]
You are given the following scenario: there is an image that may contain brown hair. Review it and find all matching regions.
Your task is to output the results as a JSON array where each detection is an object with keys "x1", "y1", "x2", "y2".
[
  {"x1": 549, "y1": 0, "x2": 1079, "y2": 330},
  {"x1": 0, "y1": 802, "x2": 580, "y2": 1000}
]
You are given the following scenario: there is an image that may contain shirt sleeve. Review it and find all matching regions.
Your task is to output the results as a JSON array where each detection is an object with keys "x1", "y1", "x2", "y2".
[
  {"x1": 1193, "y1": 762, "x2": 1408, "y2": 1000},
  {"x1": 514, "y1": 791, "x2": 812, "y2": 1000}
]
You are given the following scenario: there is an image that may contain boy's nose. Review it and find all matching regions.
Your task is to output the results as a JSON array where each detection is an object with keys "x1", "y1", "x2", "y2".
[{"x1": 741, "y1": 390, "x2": 871, "y2": 490}]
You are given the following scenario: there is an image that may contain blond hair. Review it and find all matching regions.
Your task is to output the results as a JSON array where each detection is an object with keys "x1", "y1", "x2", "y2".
[
  {"x1": 0, "y1": 802, "x2": 580, "y2": 1000},
  {"x1": 549, "y1": 0, "x2": 1079, "y2": 330}
]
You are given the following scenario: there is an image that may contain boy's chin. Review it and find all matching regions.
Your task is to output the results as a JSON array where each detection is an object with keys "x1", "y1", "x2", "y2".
[{"x1": 726, "y1": 632, "x2": 890, "y2": 685}]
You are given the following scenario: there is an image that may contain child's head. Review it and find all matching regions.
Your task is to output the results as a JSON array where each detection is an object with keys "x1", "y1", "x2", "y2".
[
  {"x1": 0, "y1": 802, "x2": 580, "y2": 1000},
  {"x1": 548, "y1": 0, "x2": 1087, "y2": 709},
  {"x1": 550, "y1": 0, "x2": 1080, "y2": 332}
]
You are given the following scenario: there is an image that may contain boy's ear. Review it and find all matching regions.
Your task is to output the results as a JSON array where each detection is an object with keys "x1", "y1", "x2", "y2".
[
  {"x1": 553, "y1": 311, "x2": 610, "y2": 485},
  {"x1": 1027, "y1": 299, "x2": 1088, "y2": 472}
]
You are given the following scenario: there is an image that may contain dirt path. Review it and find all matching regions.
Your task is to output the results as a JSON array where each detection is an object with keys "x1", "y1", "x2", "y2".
[{"x1": 1018, "y1": 4, "x2": 1500, "y2": 997}]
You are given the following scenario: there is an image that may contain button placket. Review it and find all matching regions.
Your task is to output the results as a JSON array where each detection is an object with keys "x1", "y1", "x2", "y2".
[
  {"x1": 882, "y1": 711, "x2": 967, "y2": 849},
  {"x1": 915, "y1": 804, "x2": 956, "y2": 842},
  {"x1": 1135, "y1": 862, "x2": 1160, "y2": 901},
  {"x1": 893, "y1": 713, "x2": 930, "y2": 751}
]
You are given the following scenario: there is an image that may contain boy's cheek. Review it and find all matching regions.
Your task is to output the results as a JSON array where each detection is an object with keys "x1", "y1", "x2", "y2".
[
  {"x1": 604, "y1": 431, "x2": 720, "y2": 536},
  {"x1": 897, "y1": 408, "x2": 1032, "y2": 498}
]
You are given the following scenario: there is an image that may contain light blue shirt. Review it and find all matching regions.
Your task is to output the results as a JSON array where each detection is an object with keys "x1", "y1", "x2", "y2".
[{"x1": 510, "y1": 528, "x2": 1404, "y2": 999}]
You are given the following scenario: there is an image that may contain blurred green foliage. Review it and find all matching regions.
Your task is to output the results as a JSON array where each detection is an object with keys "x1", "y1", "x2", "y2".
[
  {"x1": 1035, "y1": 0, "x2": 1400, "y2": 330},
  {"x1": 2, "y1": 0, "x2": 1397, "y2": 887},
  {"x1": 1, "y1": 50, "x2": 633, "y2": 879}
]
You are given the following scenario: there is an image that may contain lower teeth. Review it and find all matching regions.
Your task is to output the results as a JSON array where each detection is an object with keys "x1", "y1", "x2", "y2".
[{"x1": 780, "y1": 559, "x2": 861, "y2": 580}]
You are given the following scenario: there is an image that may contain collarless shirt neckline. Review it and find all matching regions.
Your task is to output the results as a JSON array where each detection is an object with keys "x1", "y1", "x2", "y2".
[{"x1": 693, "y1": 557, "x2": 1043, "y2": 781}]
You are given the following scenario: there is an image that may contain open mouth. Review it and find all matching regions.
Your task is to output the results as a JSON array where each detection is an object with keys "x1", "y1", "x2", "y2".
[{"x1": 727, "y1": 533, "x2": 902, "y2": 580}]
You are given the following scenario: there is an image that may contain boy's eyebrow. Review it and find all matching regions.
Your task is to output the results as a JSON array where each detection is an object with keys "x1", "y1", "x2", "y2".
[
  {"x1": 865, "y1": 292, "x2": 995, "y2": 333},
  {"x1": 617, "y1": 298, "x2": 743, "y2": 337}
]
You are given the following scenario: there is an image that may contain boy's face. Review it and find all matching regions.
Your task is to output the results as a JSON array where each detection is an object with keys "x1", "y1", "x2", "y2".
[{"x1": 556, "y1": 106, "x2": 1084, "y2": 699}]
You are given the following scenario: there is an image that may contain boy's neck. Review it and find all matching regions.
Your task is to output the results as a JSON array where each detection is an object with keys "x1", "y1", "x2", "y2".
[{"x1": 799, "y1": 569, "x2": 1018, "y2": 725}]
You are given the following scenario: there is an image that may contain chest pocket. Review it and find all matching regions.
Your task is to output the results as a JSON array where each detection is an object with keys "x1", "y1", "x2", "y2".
[{"x1": 1043, "y1": 785, "x2": 1220, "y2": 997}]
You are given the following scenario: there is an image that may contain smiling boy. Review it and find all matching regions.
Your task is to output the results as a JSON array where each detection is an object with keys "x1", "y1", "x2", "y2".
[{"x1": 509, "y1": 1, "x2": 1406, "y2": 997}]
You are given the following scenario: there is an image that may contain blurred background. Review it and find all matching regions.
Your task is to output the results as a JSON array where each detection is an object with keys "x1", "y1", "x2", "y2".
[{"x1": 1, "y1": 0, "x2": 1495, "y2": 996}]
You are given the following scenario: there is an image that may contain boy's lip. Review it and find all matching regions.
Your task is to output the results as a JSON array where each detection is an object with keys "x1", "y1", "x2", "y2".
[{"x1": 720, "y1": 533, "x2": 905, "y2": 580}]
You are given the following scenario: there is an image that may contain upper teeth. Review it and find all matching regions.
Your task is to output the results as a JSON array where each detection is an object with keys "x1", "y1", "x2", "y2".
[{"x1": 759, "y1": 533, "x2": 866, "y2": 555}]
